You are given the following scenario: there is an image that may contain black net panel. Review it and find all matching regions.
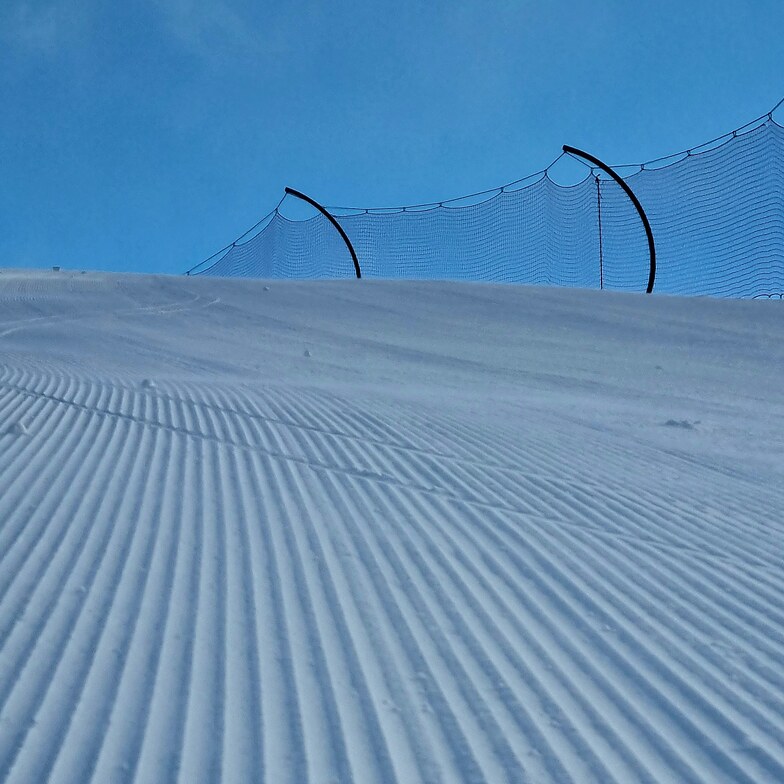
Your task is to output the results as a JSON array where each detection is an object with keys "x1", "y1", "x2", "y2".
[
  {"x1": 202, "y1": 177, "x2": 601, "y2": 287},
  {"x1": 602, "y1": 120, "x2": 784, "y2": 297},
  {"x1": 194, "y1": 117, "x2": 784, "y2": 298}
]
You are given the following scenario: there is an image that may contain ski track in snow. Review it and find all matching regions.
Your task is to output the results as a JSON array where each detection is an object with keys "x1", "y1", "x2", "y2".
[{"x1": 0, "y1": 269, "x2": 783, "y2": 783}]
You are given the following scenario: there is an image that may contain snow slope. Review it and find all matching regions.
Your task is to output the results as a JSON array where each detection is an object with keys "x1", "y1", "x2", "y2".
[{"x1": 0, "y1": 268, "x2": 783, "y2": 784}]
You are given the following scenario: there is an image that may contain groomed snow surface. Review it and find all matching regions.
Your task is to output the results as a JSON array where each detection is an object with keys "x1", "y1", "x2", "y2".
[{"x1": 0, "y1": 269, "x2": 783, "y2": 784}]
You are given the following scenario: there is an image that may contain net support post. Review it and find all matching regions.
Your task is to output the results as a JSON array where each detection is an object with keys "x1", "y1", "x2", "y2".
[
  {"x1": 563, "y1": 146, "x2": 656, "y2": 293},
  {"x1": 284, "y1": 188, "x2": 362, "y2": 279}
]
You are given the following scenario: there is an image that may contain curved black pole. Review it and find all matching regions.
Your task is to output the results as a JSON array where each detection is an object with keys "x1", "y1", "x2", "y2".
[
  {"x1": 563, "y1": 146, "x2": 656, "y2": 294},
  {"x1": 284, "y1": 187, "x2": 361, "y2": 279}
]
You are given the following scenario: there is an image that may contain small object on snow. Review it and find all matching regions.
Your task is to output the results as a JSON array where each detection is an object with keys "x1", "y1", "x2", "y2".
[
  {"x1": 52, "y1": 266, "x2": 60, "y2": 272},
  {"x1": 303, "y1": 349, "x2": 311, "y2": 358},
  {"x1": 663, "y1": 419, "x2": 697, "y2": 430},
  {"x1": 263, "y1": 285, "x2": 270, "y2": 292},
  {"x1": 5, "y1": 422, "x2": 28, "y2": 436},
  {"x1": 140, "y1": 379, "x2": 156, "y2": 390}
]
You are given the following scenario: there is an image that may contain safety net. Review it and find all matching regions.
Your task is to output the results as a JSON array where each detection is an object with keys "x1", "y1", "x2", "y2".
[{"x1": 189, "y1": 106, "x2": 784, "y2": 298}]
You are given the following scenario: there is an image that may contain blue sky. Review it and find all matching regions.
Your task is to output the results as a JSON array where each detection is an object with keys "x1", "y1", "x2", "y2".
[{"x1": 1, "y1": 0, "x2": 782, "y2": 275}]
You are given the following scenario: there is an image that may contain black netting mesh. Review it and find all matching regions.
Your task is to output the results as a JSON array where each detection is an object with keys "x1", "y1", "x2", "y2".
[{"x1": 192, "y1": 116, "x2": 784, "y2": 298}]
